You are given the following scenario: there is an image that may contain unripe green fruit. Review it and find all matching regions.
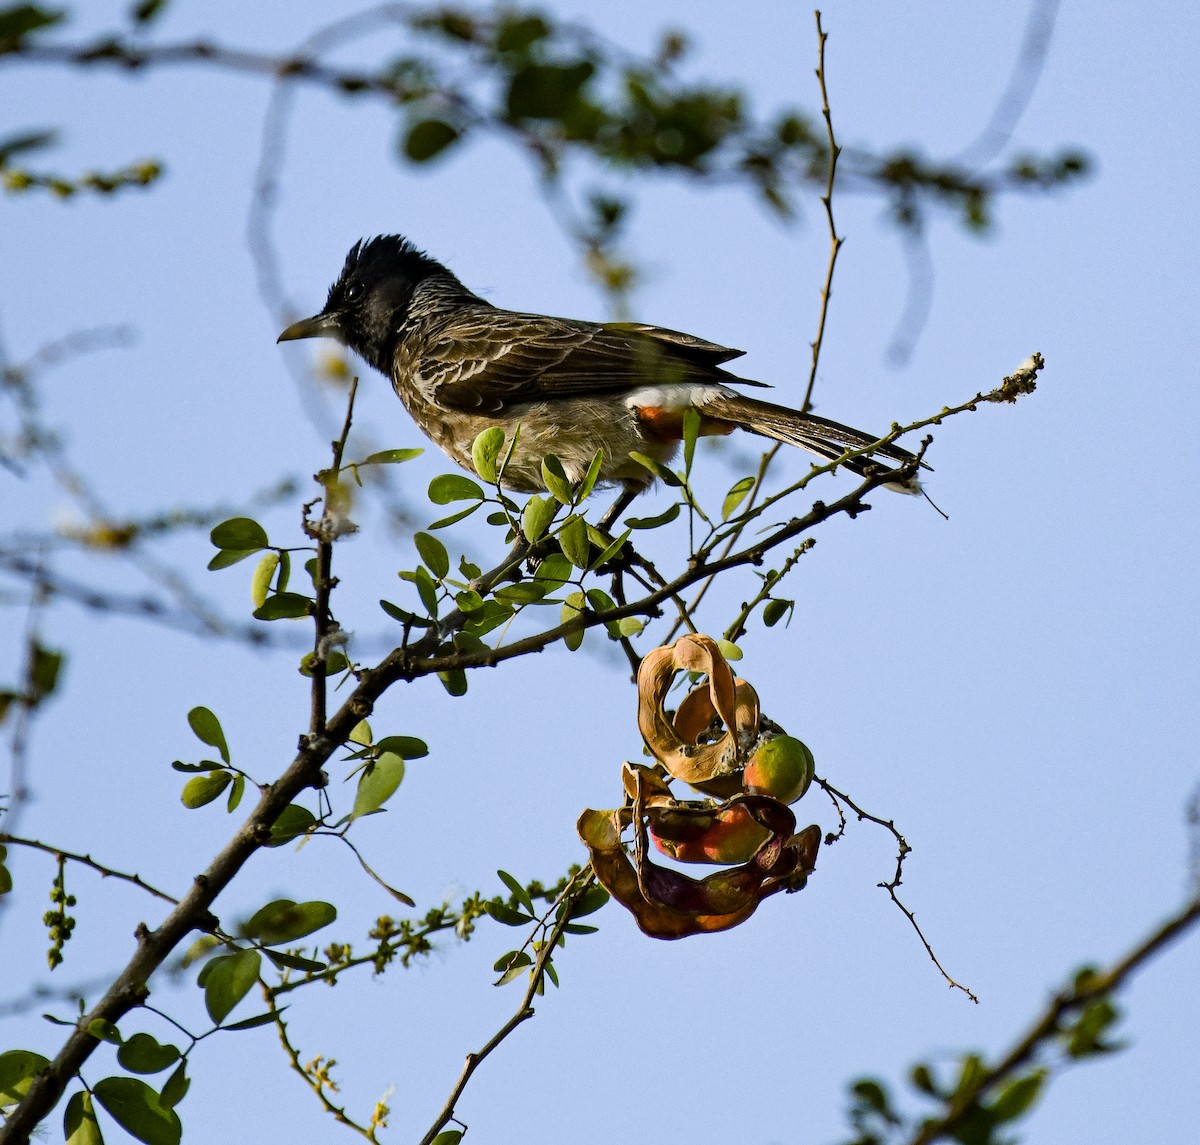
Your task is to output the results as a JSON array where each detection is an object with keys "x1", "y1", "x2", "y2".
[{"x1": 744, "y1": 735, "x2": 814, "y2": 804}]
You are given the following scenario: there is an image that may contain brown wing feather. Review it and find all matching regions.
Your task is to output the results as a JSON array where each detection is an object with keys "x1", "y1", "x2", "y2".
[{"x1": 407, "y1": 308, "x2": 754, "y2": 413}]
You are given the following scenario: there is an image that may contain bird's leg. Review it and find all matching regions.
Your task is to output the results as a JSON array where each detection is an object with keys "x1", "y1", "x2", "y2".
[{"x1": 597, "y1": 482, "x2": 641, "y2": 534}]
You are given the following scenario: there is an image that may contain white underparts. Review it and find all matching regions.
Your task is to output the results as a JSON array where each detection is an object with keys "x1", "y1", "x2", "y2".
[{"x1": 621, "y1": 383, "x2": 735, "y2": 412}]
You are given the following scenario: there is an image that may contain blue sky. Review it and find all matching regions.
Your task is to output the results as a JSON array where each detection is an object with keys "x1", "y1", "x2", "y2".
[{"x1": 2, "y1": 2, "x2": 1198, "y2": 1143}]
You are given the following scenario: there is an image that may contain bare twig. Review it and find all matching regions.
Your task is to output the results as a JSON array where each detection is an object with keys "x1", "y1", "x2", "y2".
[
  {"x1": 802, "y1": 11, "x2": 844, "y2": 415},
  {"x1": 307, "y1": 377, "x2": 358, "y2": 737},
  {"x1": 0, "y1": 834, "x2": 179, "y2": 906},
  {"x1": 819, "y1": 778, "x2": 977, "y2": 1002}
]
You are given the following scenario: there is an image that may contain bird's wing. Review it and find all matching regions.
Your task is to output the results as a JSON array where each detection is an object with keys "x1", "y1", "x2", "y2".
[{"x1": 403, "y1": 309, "x2": 754, "y2": 413}]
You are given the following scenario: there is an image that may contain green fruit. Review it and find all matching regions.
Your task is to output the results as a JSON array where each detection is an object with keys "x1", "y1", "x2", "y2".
[{"x1": 744, "y1": 735, "x2": 814, "y2": 804}]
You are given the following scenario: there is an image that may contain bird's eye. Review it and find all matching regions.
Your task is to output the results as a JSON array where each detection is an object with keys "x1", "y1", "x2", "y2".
[{"x1": 344, "y1": 282, "x2": 365, "y2": 304}]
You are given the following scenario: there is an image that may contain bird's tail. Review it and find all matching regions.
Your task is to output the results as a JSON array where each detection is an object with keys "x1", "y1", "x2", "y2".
[{"x1": 702, "y1": 392, "x2": 921, "y2": 493}]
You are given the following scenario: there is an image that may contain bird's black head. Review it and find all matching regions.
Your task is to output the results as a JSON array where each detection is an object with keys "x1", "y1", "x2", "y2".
[{"x1": 277, "y1": 235, "x2": 448, "y2": 372}]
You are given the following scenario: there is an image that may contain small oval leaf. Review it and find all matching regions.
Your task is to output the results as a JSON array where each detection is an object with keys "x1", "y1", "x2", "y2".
[
  {"x1": 428, "y1": 474, "x2": 484, "y2": 504},
  {"x1": 203, "y1": 948, "x2": 262, "y2": 1025},
  {"x1": 187, "y1": 707, "x2": 229, "y2": 763}
]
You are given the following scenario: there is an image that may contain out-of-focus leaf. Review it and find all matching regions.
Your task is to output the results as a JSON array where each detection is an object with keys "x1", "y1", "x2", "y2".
[
  {"x1": 242, "y1": 899, "x2": 337, "y2": 945},
  {"x1": 403, "y1": 118, "x2": 461, "y2": 162}
]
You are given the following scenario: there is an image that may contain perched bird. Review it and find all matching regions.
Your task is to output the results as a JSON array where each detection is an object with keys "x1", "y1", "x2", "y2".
[{"x1": 278, "y1": 235, "x2": 918, "y2": 500}]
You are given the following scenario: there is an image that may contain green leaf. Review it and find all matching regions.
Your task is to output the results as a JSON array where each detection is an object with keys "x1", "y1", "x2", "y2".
[
  {"x1": 506, "y1": 60, "x2": 594, "y2": 120},
  {"x1": 910, "y1": 1062, "x2": 940, "y2": 1096},
  {"x1": 522, "y1": 493, "x2": 558, "y2": 542},
  {"x1": 558, "y1": 514, "x2": 591, "y2": 569},
  {"x1": 222, "y1": 1009, "x2": 281, "y2": 1032},
  {"x1": 577, "y1": 449, "x2": 605, "y2": 501},
  {"x1": 159, "y1": 1063, "x2": 189, "y2": 1110},
  {"x1": 533, "y1": 553, "x2": 573, "y2": 590},
  {"x1": 250, "y1": 552, "x2": 279, "y2": 608},
  {"x1": 722, "y1": 475, "x2": 756, "y2": 520},
  {"x1": 629, "y1": 452, "x2": 682, "y2": 487},
  {"x1": 493, "y1": 581, "x2": 548, "y2": 606},
  {"x1": 30, "y1": 645, "x2": 62, "y2": 701},
  {"x1": 252, "y1": 592, "x2": 313, "y2": 621},
  {"x1": 242, "y1": 899, "x2": 337, "y2": 945},
  {"x1": 485, "y1": 901, "x2": 535, "y2": 926},
  {"x1": 0, "y1": 1049, "x2": 50, "y2": 1100},
  {"x1": 362, "y1": 447, "x2": 423, "y2": 465},
  {"x1": 990, "y1": 1068, "x2": 1047, "y2": 1122},
  {"x1": 132, "y1": 0, "x2": 169, "y2": 24},
  {"x1": 351, "y1": 752, "x2": 406, "y2": 819},
  {"x1": 226, "y1": 773, "x2": 244, "y2": 812},
  {"x1": 93, "y1": 1077, "x2": 181, "y2": 1145},
  {"x1": 762, "y1": 598, "x2": 792, "y2": 627},
  {"x1": 277, "y1": 546, "x2": 292, "y2": 590},
  {"x1": 180, "y1": 771, "x2": 231, "y2": 809},
  {"x1": 64, "y1": 1090, "x2": 103, "y2": 1145},
  {"x1": 187, "y1": 706, "x2": 229, "y2": 762},
  {"x1": 414, "y1": 531, "x2": 450, "y2": 579},
  {"x1": 428, "y1": 473, "x2": 484, "y2": 504},
  {"x1": 565, "y1": 885, "x2": 610, "y2": 918},
  {"x1": 427, "y1": 502, "x2": 482, "y2": 529},
  {"x1": 0, "y1": 859, "x2": 11, "y2": 894},
  {"x1": 202, "y1": 948, "x2": 261, "y2": 1025},
  {"x1": 497, "y1": 869, "x2": 535, "y2": 916},
  {"x1": 627, "y1": 503, "x2": 681, "y2": 530},
  {"x1": 540, "y1": 455, "x2": 574, "y2": 505},
  {"x1": 717, "y1": 638, "x2": 742, "y2": 661},
  {"x1": 590, "y1": 527, "x2": 630, "y2": 568},
  {"x1": 495, "y1": 13, "x2": 549, "y2": 52},
  {"x1": 373, "y1": 735, "x2": 429, "y2": 759},
  {"x1": 462, "y1": 600, "x2": 512, "y2": 636},
  {"x1": 210, "y1": 517, "x2": 267, "y2": 552},
  {"x1": 438, "y1": 668, "x2": 468, "y2": 697},
  {"x1": 87, "y1": 1019, "x2": 122, "y2": 1045},
  {"x1": 298, "y1": 650, "x2": 349, "y2": 677},
  {"x1": 379, "y1": 599, "x2": 436, "y2": 626},
  {"x1": 561, "y1": 591, "x2": 586, "y2": 651},
  {"x1": 264, "y1": 948, "x2": 325, "y2": 972},
  {"x1": 414, "y1": 565, "x2": 439, "y2": 617},
  {"x1": 117, "y1": 1034, "x2": 180, "y2": 1076},
  {"x1": 431, "y1": 1132, "x2": 464, "y2": 1145},
  {"x1": 470, "y1": 427, "x2": 506, "y2": 484},
  {"x1": 207, "y1": 547, "x2": 258, "y2": 570},
  {"x1": 403, "y1": 118, "x2": 461, "y2": 162},
  {"x1": 0, "y1": 7, "x2": 66, "y2": 53},
  {"x1": 265, "y1": 803, "x2": 317, "y2": 847}
]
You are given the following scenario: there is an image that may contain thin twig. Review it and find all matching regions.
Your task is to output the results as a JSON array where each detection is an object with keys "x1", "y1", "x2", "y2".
[
  {"x1": 308, "y1": 377, "x2": 358, "y2": 738},
  {"x1": 417, "y1": 871, "x2": 595, "y2": 1145},
  {"x1": 818, "y1": 778, "x2": 977, "y2": 1003},
  {"x1": 0, "y1": 834, "x2": 179, "y2": 906},
  {"x1": 802, "y1": 10, "x2": 844, "y2": 415}
]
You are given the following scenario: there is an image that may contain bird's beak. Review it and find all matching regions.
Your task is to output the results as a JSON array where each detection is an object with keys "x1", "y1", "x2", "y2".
[{"x1": 277, "y1": 312, "x2": 342, "y2": 343}]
